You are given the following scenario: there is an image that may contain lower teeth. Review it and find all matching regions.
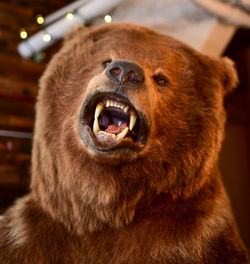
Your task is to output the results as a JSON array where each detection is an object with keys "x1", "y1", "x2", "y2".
[
  {"x1": 94, "y1": 127, "x2": 129, "y2": 141},
  {"x1": 117, "y1": 127, "x2": 129, "y2": 140}
]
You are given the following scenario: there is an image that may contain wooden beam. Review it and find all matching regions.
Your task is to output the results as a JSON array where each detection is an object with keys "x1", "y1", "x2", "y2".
[{"x1": 201, "y1": 20, "x2": 236, "y2": 57}]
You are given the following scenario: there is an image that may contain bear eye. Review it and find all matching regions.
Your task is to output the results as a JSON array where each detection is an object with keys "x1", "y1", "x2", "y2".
[
  {"x1": 102, "y1": 59, "x2": 112, "y2": 68},
  {"x1": 153, "y1": 75, "x2": 168, "y2": 87}
]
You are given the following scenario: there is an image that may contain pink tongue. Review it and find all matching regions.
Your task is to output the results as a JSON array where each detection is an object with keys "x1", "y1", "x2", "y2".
[{"x1": 105, "y1": 123, "x2": 128, "y2": 135}]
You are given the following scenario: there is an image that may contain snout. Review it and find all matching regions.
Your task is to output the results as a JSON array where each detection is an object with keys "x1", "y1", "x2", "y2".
[
  {"x1": 78, "y1": 59, "x2": 149, "y2": 159},
  {"x1": 106, "y1": 60, "x2": 145, "y2": 91}
]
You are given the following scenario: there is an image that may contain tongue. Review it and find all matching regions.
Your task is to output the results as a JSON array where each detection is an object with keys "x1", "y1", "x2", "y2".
[{"x1": 105, "y1": 123, "x2": 128, "y2": 135}]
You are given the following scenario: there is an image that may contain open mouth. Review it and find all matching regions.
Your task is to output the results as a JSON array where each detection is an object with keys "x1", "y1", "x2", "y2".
[
  {"x1": 80, "y1": 93, "x2": 148, "y2": 151},
  {"x1": 93, "y1": 98, "x2": 139, "y2": 144}
]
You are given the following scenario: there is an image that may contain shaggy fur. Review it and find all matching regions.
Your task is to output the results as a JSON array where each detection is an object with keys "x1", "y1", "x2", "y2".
[{"x1": 0, "y1": 23, "x2": 248, "y2": 263}]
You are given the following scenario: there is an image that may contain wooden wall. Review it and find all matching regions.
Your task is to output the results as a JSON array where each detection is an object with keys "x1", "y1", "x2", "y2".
[{"x1": 0, "y1": 0, "x2": 70, "y2": 212}]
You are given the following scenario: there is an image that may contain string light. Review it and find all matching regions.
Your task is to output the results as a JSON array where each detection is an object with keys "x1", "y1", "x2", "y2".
[
  {"x1": 104, "y1": 15, "x2": 112, "y2": 23},
  {"x1": 42, "y1": 33, "x2": 52, "y2": 42},
  {"x1": 19, "y1": 28, "x2": 28, "y2": 39},
  {"x1": 36, "y1": 14, "x2": 44, "y2": 25},
  {"x1": 66, "y1": 12, "x2": 74, "y2": 20},
  {"x1": 18, "y1": 0, "x2": 124, "y2": 59}
]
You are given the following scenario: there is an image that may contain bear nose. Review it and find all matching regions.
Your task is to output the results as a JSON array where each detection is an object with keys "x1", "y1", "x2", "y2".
[{"x1": 106, "y1": 60, "x2": 144, "y2": 89}]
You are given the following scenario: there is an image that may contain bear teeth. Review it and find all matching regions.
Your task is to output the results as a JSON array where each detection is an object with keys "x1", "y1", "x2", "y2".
[
  {"x1": 117, "y1": 127, "x2": 129, "y2": 140},
  {"x1": 105, "y1": 100, "x2": 127, "y2": 111},
  {"x1": 94, "y1": 102, "x2": 105, "y2": 120},
  {"x1": 97, "y1": 127, "x2": 129, "y2": 140},
  {"x1": 93, "y1": 100, "x2": 137, "y2": 141},
  {"x1": 129, "y1": 111, "x2": 137, "y2": 131}
]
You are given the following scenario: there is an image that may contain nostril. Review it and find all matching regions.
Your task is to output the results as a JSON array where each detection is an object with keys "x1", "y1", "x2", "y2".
[
  {"x1": 110, "y1": 67, "x2": 121, "y2": 76},
  {"x1": 127, "y1": 71, "x2": 138, "y2": 83}
]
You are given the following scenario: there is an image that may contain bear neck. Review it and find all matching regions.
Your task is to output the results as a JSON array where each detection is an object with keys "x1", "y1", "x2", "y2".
[{"x1": 30, "y1": 140, "x2": 218, "y2": 234}]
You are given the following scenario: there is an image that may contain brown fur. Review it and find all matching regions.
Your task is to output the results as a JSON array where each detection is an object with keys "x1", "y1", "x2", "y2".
[{"x1": 0, "y1": 23, "x2": 248, "y2": 263}]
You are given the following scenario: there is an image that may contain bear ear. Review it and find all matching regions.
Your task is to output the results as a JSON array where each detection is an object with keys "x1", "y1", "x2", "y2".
[{"x1": 216, "y1": 57, "x2": 239, "y2": 95}]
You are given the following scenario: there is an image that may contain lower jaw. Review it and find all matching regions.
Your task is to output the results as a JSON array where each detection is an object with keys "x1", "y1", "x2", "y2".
[{"x1": 79, "y1": 125, "x2": 144, "y2": 162}]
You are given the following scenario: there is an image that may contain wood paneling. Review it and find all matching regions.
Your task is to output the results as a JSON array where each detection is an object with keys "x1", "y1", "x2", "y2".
[{"x1": 0, "y1": 0, "x2": 71, "y2": 209}]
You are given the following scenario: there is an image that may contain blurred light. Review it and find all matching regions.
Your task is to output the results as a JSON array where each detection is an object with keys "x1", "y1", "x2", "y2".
[
  {"x1": 20, "y1": 29, "x2": 28, "y2": 39},
  {"x1": 34, "y1": 52, "x2": 46, "y2": 62},
  {"x1": 42, "y1": 33, "x2": 52, "y2": 42},
  {"x1": 104, "y1": 15, "x2": 112, "y2": 23},
  {"x1": 66, "y1": 12, "x2": 74, "y2": 20},
  {"x1": 36, "y1": 14, "x2": 44, "y2": 25}
]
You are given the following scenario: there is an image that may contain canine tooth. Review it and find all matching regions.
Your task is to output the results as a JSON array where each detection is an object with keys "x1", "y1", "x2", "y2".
[
  {"x1": 95, "y1": 102, "x2": 104, "y2": 119},
  {"x1": 106, "y1": 100, "x2": 110, "y2": 107},
  {"x1": 110, "y1": 101, "x2": 114, "y2": 107},
  {"x1": 117, "y1": 127, "x2": 129, "y2": 140},
  {"x1": 129, "y1": 111, "x2": 137, "y2": 131},
  {"x1": 124, "y1": 106, "x2": 129, "y2": 113},
  {"x1": 93, "y1": 118, "x2": 100, "y2": 132}
]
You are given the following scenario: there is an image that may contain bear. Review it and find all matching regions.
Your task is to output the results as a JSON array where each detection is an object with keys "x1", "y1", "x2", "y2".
[{"x1": 0, "y1": 23, "x2": 249, "y2": 264}]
